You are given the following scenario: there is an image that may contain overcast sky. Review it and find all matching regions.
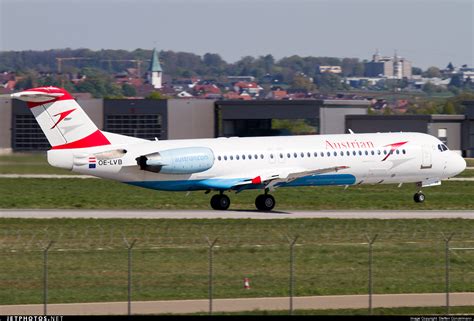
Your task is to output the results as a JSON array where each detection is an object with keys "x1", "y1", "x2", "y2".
[{"x1": 0, "y1": 0, "x2": 472, "y2": 69}]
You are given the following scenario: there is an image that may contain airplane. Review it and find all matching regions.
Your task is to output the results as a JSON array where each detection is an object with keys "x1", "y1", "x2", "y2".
[{"x1": 11, "y1": 86, "x2": 466, "y2": 211}]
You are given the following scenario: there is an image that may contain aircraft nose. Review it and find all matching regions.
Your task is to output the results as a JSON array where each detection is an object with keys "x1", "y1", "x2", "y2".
[{"x1": 447, "y1": 153, "x2": 466, "y2": 177}]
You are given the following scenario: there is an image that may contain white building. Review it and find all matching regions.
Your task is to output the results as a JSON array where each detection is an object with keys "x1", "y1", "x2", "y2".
[{"x1": 147, "y1": 48, "x2": 163, "y2": 89}]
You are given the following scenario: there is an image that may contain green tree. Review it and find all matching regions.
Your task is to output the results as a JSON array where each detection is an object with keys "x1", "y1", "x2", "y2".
[
  {"x1": 315, "y1": 73, "x2": 344, "y2": 91},
  {"x1": 442, "y1": 102, "x2": 456, "y2": 114},
  {"x1": 423, "y1": 66, "x2": 441, "y2": 78},
  {"x1": 449, "y1": 74, "x2": 463, "y2": 88},
  {"x1": 422, "y1": 82, "x2": 442, "y2": 94},
  {"x1": 290, "y1": 74, "x2": 316, "y2": 92},
  {"x1": 145, "y1": 91, "x2": 168, "y2": 100},
  {"x1": 122, "y1": 83, "x2": 137, "y2": 97},
  {"x1": 412, "y1": 67, "x2": 423, "y2": 75}
]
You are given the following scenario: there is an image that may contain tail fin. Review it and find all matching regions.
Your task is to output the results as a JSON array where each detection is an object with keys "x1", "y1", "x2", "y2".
[{"x1": 11, "y1": 86, "x2": 111, "y2": 150}]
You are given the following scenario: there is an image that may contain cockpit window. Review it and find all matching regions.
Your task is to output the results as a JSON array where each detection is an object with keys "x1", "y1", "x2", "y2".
[{"x1": 438, "y1": 144, "x2": 449, "y2": 152}]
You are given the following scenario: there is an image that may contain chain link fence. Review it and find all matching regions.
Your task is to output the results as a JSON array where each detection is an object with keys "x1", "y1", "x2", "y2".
[{"x1": 1, "y1": 221, "x2": 473, "y2": 315}]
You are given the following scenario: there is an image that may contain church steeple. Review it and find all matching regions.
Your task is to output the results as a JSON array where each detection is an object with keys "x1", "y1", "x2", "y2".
[{"x1": 148, "y1": 48, "x2": 163, "y2": 89}]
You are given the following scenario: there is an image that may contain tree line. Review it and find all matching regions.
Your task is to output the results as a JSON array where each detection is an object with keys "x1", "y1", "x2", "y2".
[{"x1": 0, "y1": 48, "x2": 366, "y2": 83}]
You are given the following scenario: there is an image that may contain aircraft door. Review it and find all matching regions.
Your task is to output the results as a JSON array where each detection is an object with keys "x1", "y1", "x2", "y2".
[{"x1": 421, "y1": 145, "x2": 433, "y2": 169}]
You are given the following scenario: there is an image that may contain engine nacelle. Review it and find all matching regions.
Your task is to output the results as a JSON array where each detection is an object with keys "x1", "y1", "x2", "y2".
[{"x1": 136, "y1": 147, "x2": 215, "y2": 174}]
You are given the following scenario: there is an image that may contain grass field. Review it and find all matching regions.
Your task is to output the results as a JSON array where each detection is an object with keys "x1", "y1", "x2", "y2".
[
  {"x1": 0, "y1": 153, "x2": 73, "y2": 175},
  {"x1": 191, "y1": 306, "x2": 474, "y2": 315},
  {"x1": 1, "y1": 218, "x2": 474, "y2": 305},
  {"x1": 1, "y1": 154, "x2": 474, "y2": 309}
]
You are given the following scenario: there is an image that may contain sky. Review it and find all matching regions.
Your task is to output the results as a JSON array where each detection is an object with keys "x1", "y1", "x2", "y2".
[{"x1": 0, "y1": 0, "x2": 472, "y2": 69}]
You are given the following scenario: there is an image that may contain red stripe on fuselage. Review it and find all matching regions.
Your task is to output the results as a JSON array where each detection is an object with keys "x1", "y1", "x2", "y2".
[{"x1": 51, "y1": 130, "x2": 110, "y2": 150}]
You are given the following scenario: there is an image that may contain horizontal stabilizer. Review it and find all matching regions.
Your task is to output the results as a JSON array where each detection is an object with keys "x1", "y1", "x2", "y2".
[{"x1": 11, "y1": 91, "x2": 64, "y2": 102}]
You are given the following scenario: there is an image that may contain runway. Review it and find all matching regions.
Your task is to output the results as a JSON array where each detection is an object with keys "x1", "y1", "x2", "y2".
[
  {"x1": 1, "y1": 292, "x2": 473, "y2": 315},
  {"x1": 1, "y1": 209, "x2": 474, "y2": 219}
]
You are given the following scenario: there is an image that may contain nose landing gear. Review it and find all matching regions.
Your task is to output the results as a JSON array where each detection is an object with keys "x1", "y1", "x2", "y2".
[{"x1": 414, "y1": 191, "x2": 425, "y2": 203}]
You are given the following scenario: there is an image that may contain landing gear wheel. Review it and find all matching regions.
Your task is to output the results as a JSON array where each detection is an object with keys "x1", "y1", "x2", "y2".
[
  {"x1": 210, "y1": 194, "x2": 230, "y2": 210},
  {"x1": 414, "y1": 192, "x2": 425, "y2": 203},
  {"x1": 255, "y1": 194, "x2": 276, "y2": 211}
]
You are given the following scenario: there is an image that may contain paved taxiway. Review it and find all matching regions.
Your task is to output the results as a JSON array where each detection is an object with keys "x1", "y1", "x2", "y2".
[
  {"x1": 2, "y1": 292, "x2": 473, "y2": 315},
  {"x1": 1, "y1": 209, "x2": 473, "y2": 219}
]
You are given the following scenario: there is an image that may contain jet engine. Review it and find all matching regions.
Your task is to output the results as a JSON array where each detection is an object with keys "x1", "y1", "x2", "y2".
[{"x1": 136, "y1": 147, "x2": 214, "y2": 174}]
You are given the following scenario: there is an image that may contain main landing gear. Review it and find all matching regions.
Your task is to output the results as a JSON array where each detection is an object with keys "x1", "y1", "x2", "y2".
[
  {"x1": 210, "y1": 192, "x2": 230, "y2": 210},
  {"x1": 414, "y1": 191, "x2": 425, "y2": 203},
  {"x1": 209, "y1": 191, "x2": 276, "y2": 211},
  {"x1": 255, "y1": 193, "x2": 275, "y2": 211}
]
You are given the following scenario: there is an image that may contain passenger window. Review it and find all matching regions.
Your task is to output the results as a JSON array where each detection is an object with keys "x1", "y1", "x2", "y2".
[
  {"x1": 301, "y1": 152, "x2": 304, "y2": 158},
  {"x1": 242, "y1": 155, "x2": 246, "y2": 160},
  {"x1": 270, "y1": 154, "x2": 274, "y2": 159},
  {"x1": 260, "y1": 154, "x2": 264, "y2": 159},
  {"x1": 365, "y1": 150, "x2": 368, "y2": 156},
  {"x1": 402, "y1": 149, "x2": 406, "y2": 154},
  {"x1": 340, "y1": 151, "x2": 344, "y2": 156},
  {"x1": 346, "y1": 151, "x2": 350, "y2": 156},
  {"x1": 230, "y1": 156, "x2": 234, "y2": 160},
  {"x1": 358, "y1": 151, "x2": 362, "y2": 156},
  {"x1": 383, "y1": 150, "x2": 387, "y2": 155},
  {"x1": 224, "y1": 156, "x2": 227, "y2": 160},
  {"x1": 377, "y1": 150, "x2": 381, "y2": 155},
  {"x1": 371, "y1": 150, "x2": 375, "y2": 155},
  {"x1": 280, "y1": 153, "x2": 283, "y2": 159},
  {"x1": 287, "y1": 153, "x2": 291, "y2": 158},
  {"x1": 308, "y1": 152, "x2": 311, "y2": 157},
  {"x1": 333, "y1": 151, "x2": 337, "y2": 156},
  {"x1": 321, "y1": 152, "x2": 324, "y2": 157},
  {"x1": 396, "y1": 150, "x2": 399, "y2": 154},
  {"x1": 254, "y1": 154, "x2": 258, "y2": 159},
  {"x1": 236, "y1": 155, "x2": 240, "y2": 160},
  {"x1": 353, "y1": 151, "x2": 356, "y2": 156},
  {"x1": 294, "y1": 152, "x2": 297, "y2": 158},
  {"x1": 327, "y1": 152, "x2": 331, "y2": 157},
  {"x1": 218, "y1": 156, "x2": 222, "y2": 161},
  {"x1": 248, "y1": 155, "x2": 252, "y2": 159}
]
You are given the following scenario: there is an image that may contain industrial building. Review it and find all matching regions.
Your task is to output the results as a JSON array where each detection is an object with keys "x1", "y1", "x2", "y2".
[
  {"x1": 0, "y1": 97, "x2": 215, "y2": 152},
  {"x1": 1, "y1": 96, "x2": 474, "y2": 156}
]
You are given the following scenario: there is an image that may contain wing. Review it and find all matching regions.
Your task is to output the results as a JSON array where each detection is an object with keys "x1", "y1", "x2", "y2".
[{"x1": 233, "y1": 165, "x2": 350, "y2": 191}]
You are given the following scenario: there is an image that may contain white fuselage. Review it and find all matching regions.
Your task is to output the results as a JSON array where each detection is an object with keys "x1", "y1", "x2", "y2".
[{"x1": 48, "y1": 132, "x2": 466, "y2": 192}]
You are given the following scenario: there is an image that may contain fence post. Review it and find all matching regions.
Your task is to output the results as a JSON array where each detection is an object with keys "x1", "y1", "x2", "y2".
[
  {"x1": 42, "y1": 241, "x2": 54, "y2": 316},
  {"x1": 206, "y1": 237, "x2": 218, "y2": 315},
  {"x1": 287, "y1": 235, "x2": 299, "y2": 315},
  {"x1": 365, "y1": 234, "x2": 378, "y2": 315},
  {"x1": 124, "y1": 238, "x2": 137, "y2": 316},
  {"x1": 442, "y1": 232, "x2": 454, "y2": 314}
]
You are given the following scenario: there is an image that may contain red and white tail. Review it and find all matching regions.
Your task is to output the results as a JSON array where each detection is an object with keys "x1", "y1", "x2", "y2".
[{"x1": 11, "y1": 86, "x2": 111, "y2": 150}]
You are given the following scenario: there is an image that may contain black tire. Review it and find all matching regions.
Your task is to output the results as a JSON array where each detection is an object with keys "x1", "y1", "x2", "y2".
[
  {"x1": 210, "y1": 194, "x2": 230, "y2": 210},
  {"x1": 414, "y1": 192, "x2": 425, "y2": 203},
  {"x1": 255, "y1": 194, "x2": 276, "y2": 211}
]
